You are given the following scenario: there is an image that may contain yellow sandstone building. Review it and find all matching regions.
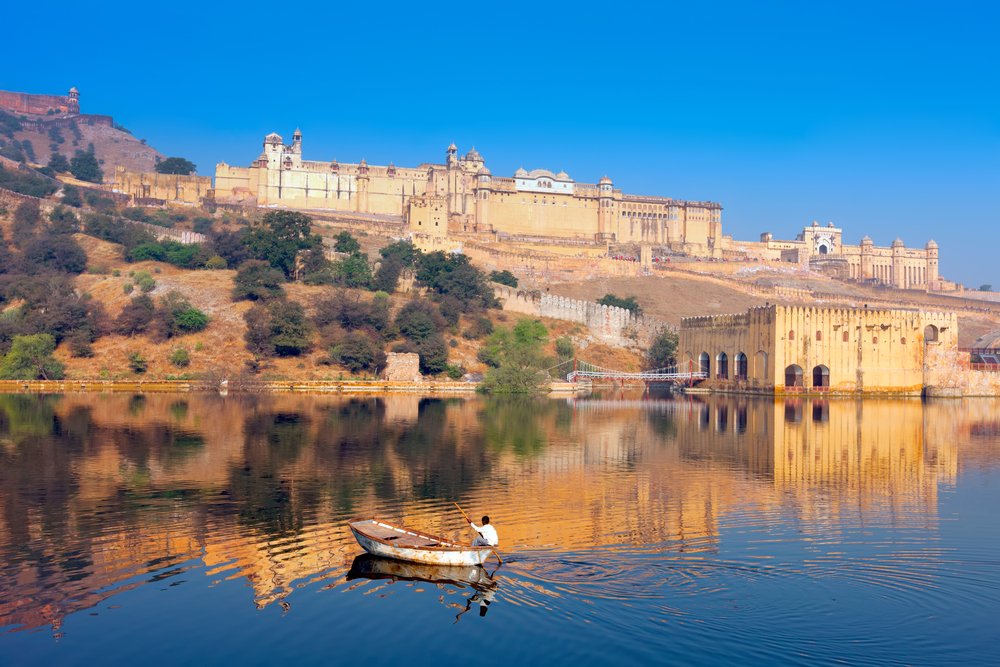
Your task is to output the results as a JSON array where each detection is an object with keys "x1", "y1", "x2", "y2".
[
  {"x1": 679, "y1": 305, "x2": 958, "y2": 395},
  {"x1": 213, "y1": 131, "x2": 725, "y2": 256}
]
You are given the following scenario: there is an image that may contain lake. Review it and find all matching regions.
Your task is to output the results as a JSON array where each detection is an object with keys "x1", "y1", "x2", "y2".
[{"x1": 0, "y1": 392, "x2": 997, "y2": 665}]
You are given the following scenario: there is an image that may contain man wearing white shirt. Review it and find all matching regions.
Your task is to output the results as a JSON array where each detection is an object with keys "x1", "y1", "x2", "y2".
[{"x1": 470, "y1": 516, "x2": 499, "y2": 547}]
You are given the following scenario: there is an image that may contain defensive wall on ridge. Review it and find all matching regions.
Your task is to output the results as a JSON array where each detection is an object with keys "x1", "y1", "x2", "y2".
[{"x1": 493, "y1": 285, "x2": 667, "y2": 347}]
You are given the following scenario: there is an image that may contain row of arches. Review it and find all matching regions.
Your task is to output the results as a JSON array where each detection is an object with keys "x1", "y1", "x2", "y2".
[{"x1": 698, "y1": 351, "x2": 830, "y2": 388}]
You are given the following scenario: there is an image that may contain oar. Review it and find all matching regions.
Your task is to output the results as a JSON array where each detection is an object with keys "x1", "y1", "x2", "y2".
[{"x1": 454, "y1": 502, "x2": 503, "y2": 566}]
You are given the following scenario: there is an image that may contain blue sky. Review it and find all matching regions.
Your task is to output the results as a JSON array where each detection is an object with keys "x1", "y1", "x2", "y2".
[{"x1": 4, "y1": 1, "x2": 998, "y2": 286}]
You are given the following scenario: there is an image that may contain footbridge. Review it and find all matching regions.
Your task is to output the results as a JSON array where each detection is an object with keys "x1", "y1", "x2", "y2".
[{"x1": 560, "y1": 359, "x2": 707, "y2": 385}]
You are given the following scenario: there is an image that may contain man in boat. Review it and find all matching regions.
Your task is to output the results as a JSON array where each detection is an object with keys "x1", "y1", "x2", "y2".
[{"x1": 469, "y1": 516, "x2": 498, "y2": 547}]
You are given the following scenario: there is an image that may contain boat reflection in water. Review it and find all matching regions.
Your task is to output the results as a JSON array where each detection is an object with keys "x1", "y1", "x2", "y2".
[{"x1": 347, "y1": 554, "x2": 499, "y2": 621}]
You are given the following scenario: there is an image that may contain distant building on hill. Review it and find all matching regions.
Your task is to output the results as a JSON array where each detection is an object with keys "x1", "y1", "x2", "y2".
[
  {"x1": 0, "y1": 87, "x2": 80, "y2": 116},
  {"x1": 214, "y1": 131, "x2": 725, "y2": 257}
]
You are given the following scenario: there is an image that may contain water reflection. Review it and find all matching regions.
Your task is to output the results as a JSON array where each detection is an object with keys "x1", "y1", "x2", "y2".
[
  {"x1": 0, "y1": 392, "x2": 996, "y2": 636},
  {"x1": 346, "y1": 554, "x2": 499, "y2": 622}
]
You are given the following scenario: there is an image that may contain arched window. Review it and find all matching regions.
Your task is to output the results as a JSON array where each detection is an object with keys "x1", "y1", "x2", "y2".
[
  {"x1": 925, "y1": 324, "x2": 939, "y2": 343},
  {"x1": 698, "y1": 352, "x2": 710, "y2": 376},
  {"x1": 842, "y1": 330, "x2": 849, "y2": 342},
  {"x1": 812, "y1": 365, "x2": 830, "y2": 388},
  {"x1": 789, "y1": 330, "x2": 796, "y2": 340},
  {"x1": 717, "y1": 352, "x2": 729, "y2": 379},
  {"x1": 735, "y1": 352, "x2": 748, "y2": 380},
  {"x1": 755, "y1": 350, "x2": 769, "y2": 380},
  {"x1": 785, "y1": 364, "x2": 804, "y2": 388},
  {"x1": 815, "y1": 330, "x2": 822, "y2": 341}
]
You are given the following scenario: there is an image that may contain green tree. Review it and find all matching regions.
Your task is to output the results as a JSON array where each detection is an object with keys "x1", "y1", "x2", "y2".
[
  {"x1": 169, "y1": 347, "x2": 191, "y2": 367},
  {"x1": 489, "y1": 270, "x2": 519, "y2": 287},
  {"x1": 157, "y1": 291, "x2": 208, "y2": 338},
  {"x1": 128, "y1": 351, "x2": 148, "y2": 374},
  {"x1": 116, "y1": 295, "x2": 157, "y2": 335},
  {"x1": 22, "y1": 235, "x2": 87, "y2": 274},
  {"x1": 645, "y1": 328, "x2": 679, "y2": 369},
  {"x1": 479, "y1": 319, "x2": 550, "y2": 394},
  {"x1": 372, "y1": 255, "x2": 403, "y2": 293},
  {"x1": 246, "y1": 210, "x2": 317, "y2": 277},
  {"x1": 332, "y1": 253, "x2": 373, "y2": 289},
  {"x1": 232, "y1": 260, "x2": 285, "y2": 301},
  {"x1": 597, "y1": 293, "x2": 642, "y2": 316},
  {"x1": 243, "y1": 299, "x2": 312, "y2": 357},
  {"x1": 0, "y1": 334, "x2": 65, "y2": 380},
  {"x1": 333, "y1": 231, "x2": 361, "y2": 254},
  {"x1": 331, "y1": 331, "x2": 387, "y2": 373},
  {"x1": 555, "y1": 336, "x2": 574, "y2": 360},
  {"x1": 154, "y1": 157, "x2": 196, "y2": 175},
  {"x1": 379, "y1": 239, "x2": 420, "y2": 266},
  {"x1": 48, "y1": 151, "x2": 70, "y2": 173},
  {"x1": 69, "y1": 148, "x2": 103, "y2": 183},
  {"x1": 11, "y1": 201, "x2": 40, "y2": 247},
  {"x1": 48, "y1": 206, "x2": 79, "y2": 234},
  {"x1": 61, "y1": 184, "x2": 82, "y2": 207},
  {"x1": 979, "y1": 284, "x2": 993, "y2": 292}
]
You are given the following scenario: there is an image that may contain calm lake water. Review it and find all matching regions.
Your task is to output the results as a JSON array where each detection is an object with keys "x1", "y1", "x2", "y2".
[{"x1": 0, "y1": 391, "x2": 998, "y2": 665}]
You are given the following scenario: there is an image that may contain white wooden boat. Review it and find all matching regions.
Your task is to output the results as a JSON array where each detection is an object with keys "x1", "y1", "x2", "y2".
[
  {"x1": 348, "y1": 518, "x2": 495, "y2": 566},
  {"x1": 347, "y1": 553, "x2": 496, "y2": 590}
]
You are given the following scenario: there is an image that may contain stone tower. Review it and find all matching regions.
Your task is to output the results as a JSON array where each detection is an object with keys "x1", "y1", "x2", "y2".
[
  {"x1": 926, "y1": 239, "x2": 939, "y2": 286},
  {"x1": 891, "y1": 237, "x2": 905, "y2": 288},
  {"x1": 67, "y1": 87, "x2": 80, "y2": 113},
  {"x1": 475, "y1": 166, "x2": 492, "y2": 231},
  {"x1": 598, "y1": 175, "x2": 614, "y2": 239}
]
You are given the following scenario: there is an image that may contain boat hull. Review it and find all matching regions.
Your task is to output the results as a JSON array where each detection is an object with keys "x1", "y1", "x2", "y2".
[{"x1": 349, "y1": 521, "x2": 493, "y2": 566}]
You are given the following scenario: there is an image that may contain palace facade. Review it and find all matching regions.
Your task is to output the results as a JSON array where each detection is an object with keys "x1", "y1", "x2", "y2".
[
  {"x1": 213, "y1": 131, "x2": 724, "y2": 256},
  {"x1": 679, "y1": 305, "x2": 958, "y2": 395}
]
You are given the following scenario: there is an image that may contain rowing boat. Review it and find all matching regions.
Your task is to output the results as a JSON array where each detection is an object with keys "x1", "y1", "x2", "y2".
[
  {"x1": 347, "y1": 553, "x2": 496, "y2": 590},
  {"x1": 348, "y1": 518, "x2": 494, "y2": 566}
]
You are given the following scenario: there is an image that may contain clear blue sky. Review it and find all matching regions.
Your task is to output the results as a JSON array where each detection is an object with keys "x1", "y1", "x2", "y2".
[{"x1": 4, "y1": 1, "x2": 998, "y2": 287}]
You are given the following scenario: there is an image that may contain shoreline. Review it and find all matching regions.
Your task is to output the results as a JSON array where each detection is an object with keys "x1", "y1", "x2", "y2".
[{"x1": 0, "y1": 379, "x2": 588, "y2": 395}]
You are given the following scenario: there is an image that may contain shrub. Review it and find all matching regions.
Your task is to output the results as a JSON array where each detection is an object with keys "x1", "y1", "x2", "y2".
[
  {"x1": 123, "y1": 283, "x2": 134, "y2": 295},
  {"x1": 446, "y1": 364, "x2": 464, "y2": 380},
  {"x1": 489, "y1": 270, "x2": 518, "y2": 287},
  {"x1": 22, "y1": 235, "x2": 88, "y2": 274},
  {"x1": 116, "y1": 295, "x2": 157, "y2": 335},
  {"x1": 333, "y1": 231, "x2": 361, "y2": 254},
  {"x1": 233, "y1": 260, "x2": 285, "y2": 301},
  {"x1": 331, "y1": 253, "x2": 373, "y2": 289},
  {"x1": 243, "y1": 299, "x2": 312, "y2": 357},
  {"x1": 128, "y1": 351, "x2": 148, "y2": 374},
  {"x1": 555, "y1": 336, "x2": 574, "y2": 360},
  {"x1": 134, "y1": 271, "x2": 156, "y2": 293},
  {"x1": 597, "y1": 293, "x2": 642, "y2": 316},
  {"x1": 331, "y1": 331, "x2": 386, "y2": 373},
  {"x1": 169, "y1": 347, "x2": 191, "y2": 367},
  {"x1": 204, "y1": 255, "x2": 227, "y2": 270},
  {"x1": 463, "y1": 315, "x2": 494, "y2": 340}
]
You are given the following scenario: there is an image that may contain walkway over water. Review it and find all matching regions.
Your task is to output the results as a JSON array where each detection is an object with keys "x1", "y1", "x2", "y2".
[{"x1": 561, "y1": 358, "x2": 707, "y2": 384}]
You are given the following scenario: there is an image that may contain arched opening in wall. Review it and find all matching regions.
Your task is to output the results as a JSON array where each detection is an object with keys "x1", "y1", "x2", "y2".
[
  {"x1": 735, "y1": 352, "x2": 748, "y2": 380},
  {"x1": 789, "y1": 330, "x2": 796, "y2": 340},
  {"x1": 812, "y1": 365, "x2": 830, "y2": 388},
  {"x1": 842, "y1": 330, "x2": 849, "y2": 342},
  {"x1": 698, "y1": 352, "x2": 710, "y2": 376},
  {"x1": 785, "y1": 364, "x2": 804, "y2": 388},
  {"x1": 925, "y1": 324, "x2": 939, "y2": 343},
  {"x1": 818, "y1": 244, "x2": 829, "y2": 254},
  {"x1": 716, "y1": 352, "x2": 729, "y2": 379},
  {"x1": 755, "y1": 351, "x2": 769, "y2": 380},
  {"x1": 815, "y1": 330, "x2": 823, "y2": 341}
]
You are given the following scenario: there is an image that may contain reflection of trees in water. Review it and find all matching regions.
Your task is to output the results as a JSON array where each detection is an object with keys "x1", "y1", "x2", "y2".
[{"x1": 479, "y1": 398, "x2": 559, "y2": 457}]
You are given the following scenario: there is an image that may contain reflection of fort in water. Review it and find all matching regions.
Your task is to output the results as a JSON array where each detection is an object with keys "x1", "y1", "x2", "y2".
[{"x1": 0, "y1": 393, "x2": 982, "y2": 630}]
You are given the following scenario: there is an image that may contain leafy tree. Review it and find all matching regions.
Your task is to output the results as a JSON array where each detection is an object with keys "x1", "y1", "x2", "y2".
[
  {"x1": 47, "y1": 151, "x2": 70, "y2": 173},
  {"x1": 0, "y1": 334, "x2": 64, "y2": 380},
  {"x1": 20, "y1": 140, "x2": 35, "y2": 163},
  {"x1": 314, "y1": 291, "x2": 389, "y2": 332},
  {"x1": 22, "y1": 235, "x2": 87, "y2": 274},
  {"x1": 489, "y1": 270, "x2": 519, "y2": 287},
  {"x1": 462, "y1": 315, "x2": 493, "y2": 340},
  {"x1": 156, "y1": 291, "x2": 208, "y2": 338},
  {"x1": 61, "y1": 184, "x2": 82, "y2": 207},
  {"x1": 415, "y1": 251, "x2": 496, "y2": 311},
  {"x1": 597, "y1": 293, "x2": 642, "y2": 316},
  {"x1": 395, "y1": 300, "x2": 445, "y2": 343},
  {"x1": 0, "y1": 165, "x2": 58, "y2": 198},
  {"x1": 645, "y1": 328, "x2": 679, "y2": 369},
  {"x1": 154, "y1": 157, "x2": 196, "y2": 175},
  {"x1": 0, "y1": 110, "x2": 22, "y2": 138},
  {"x1": 70, "y1": 148, "x2": 103, "y2": 183},
  {"x1": 246, "y1": 210, "x2": 317, "y2": 277},
  {"x1": 244, "y1": 299, "x2": 312, "y2": 357},
  {"x1": 331, "y1": 253, "x2": 373, "y2": 289},
  {"x1": 300, "y1": 244, "x2": 333, "y2": 284},
  {"x1": 11, "y1": 201, "x2": 40, "y2": 247},
  {"x1": 209, "y1": 229, "x2": 251, "y2": 268},
  {"x1": 128, "y1": 351, "x2": 148, "y2": 374},
  {"x1": 415, "y1": 334, "x2": 449, "y2": 375},
  {"x1": 979, "y1": 284, "x2": 993, "y2": 292},
  {"x1": 334, "y1": 231, "x2": 361, "y2": 254},
  {"x1": 116, "y1": 295, "x2": 157, "y2": 335},
  {"x1": 48, "y1": 206, "x2": 79, "y2": 234},
  {"x1": 479, "y1": 319, "x2": 550, "y2": 394},
  {"x1": 379, "y1": 239, "x2": 420, "y2": 266},
  {"x1": 555, "y1": 336, "x2": 574, "y2": 360},
  {"x1": 372, "y1": 255, "x2": 403, "y2": 293},
  {"x1": 204, "y1": 255, "x2": 227, "y2": 269},
  {"x1": 331, "y1": 331, "x2": 386, "y2": 373},
  {"x1": 192, "y1": 216, "x2": 214, "y2": 235},
  {"x1": 233, "y1": 260, "x2": 285, "y2": 301}
]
